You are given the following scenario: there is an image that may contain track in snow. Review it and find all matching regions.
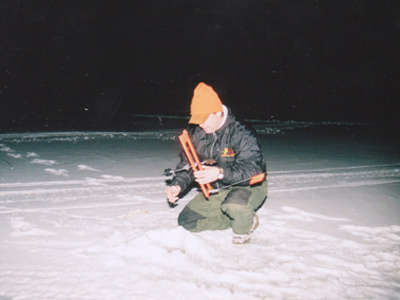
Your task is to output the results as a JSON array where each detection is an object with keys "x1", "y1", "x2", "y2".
[
  {"x1": 0, "y1": 164, "x2": 399, "y2": 215},
  {"x1": 268, "y1": 163, "x2": 400, "y2": 193}
]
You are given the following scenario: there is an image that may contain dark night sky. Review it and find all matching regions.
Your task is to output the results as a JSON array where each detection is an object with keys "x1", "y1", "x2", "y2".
[{"x1": 1, "y1": 0, "x2": 399, "y2": 132}]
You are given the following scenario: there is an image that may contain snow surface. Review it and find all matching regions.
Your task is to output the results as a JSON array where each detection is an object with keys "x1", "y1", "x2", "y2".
[{"x1": 0, "y1": 122, "x2": 399, "y2": 300}]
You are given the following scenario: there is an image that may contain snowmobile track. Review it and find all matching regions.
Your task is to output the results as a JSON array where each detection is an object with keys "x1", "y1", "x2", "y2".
[
  {"x1": 0, "y1": 164, "x2": 398, "y2": 204},
  {"x1": 269, "y1": 164, "x2": 400, "y2": 193}
]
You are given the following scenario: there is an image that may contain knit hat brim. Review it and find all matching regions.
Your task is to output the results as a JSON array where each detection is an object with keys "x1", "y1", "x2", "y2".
[{"x1": 188, "y1": 113, "x2": 210, "y2": 124}]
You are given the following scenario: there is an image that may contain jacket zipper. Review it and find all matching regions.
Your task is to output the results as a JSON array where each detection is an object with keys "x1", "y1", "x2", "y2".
[
  {"x1": 210, "y1": 133, "x2": 222, "y2": 189},
  {"x1": 210, "y1": 133, "x2": 217, "y2": 158}
]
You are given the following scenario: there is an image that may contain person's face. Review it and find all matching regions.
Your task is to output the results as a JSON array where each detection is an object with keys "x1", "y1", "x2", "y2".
[{"x1": 199, "y1": 112, "x2": 224, "y2": 134}]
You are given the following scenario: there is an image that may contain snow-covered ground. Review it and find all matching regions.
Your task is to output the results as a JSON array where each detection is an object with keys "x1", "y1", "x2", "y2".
[{"x1": 0, "y1": 121, "x2": 399, "y2": 300}]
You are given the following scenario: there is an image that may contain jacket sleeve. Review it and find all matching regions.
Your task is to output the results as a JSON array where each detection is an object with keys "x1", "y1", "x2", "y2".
[
  {"x1": 170, "y1": 149, "x2": 195, "y2": 192},
  {"x1": 220, "y1": 125, "x2": 266, "y2": 185}
]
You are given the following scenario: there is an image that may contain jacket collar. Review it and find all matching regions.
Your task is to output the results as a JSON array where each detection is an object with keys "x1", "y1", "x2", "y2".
[
  {"x1": 215, "y1": 105, "x2": 228, "y2": 131},
  {"x1": 215, "y1": 105, "x2": 234, "y2": 134}
]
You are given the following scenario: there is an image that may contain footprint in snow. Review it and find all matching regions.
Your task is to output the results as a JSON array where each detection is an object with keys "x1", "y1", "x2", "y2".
[
  {"x1": 26, "y1": 152, "x2": 39, "y2": 158},
  {"x1": 78, "y1": 164, "x2": 100, "y2": 172},
  {"x1": 31, "y1": 158, "x2": 58, "y2": 166},
  {"x1": 7, "y1": 153, "x2": 23, "y2": 159},
  {"x1": 1, "y1": 146, "x2": 15, "y2": 152},
  {"x1": 10, "y1": 217, "x2": 56, "y2": 237},
  {"x1": 45, "y1": 168, "x2": 69, "y2": 177}
]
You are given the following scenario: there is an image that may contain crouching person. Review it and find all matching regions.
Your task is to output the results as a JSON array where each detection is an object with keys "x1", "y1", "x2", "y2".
[{"x1": 166, "y1": 82, "x2": 267, "y2": 244}]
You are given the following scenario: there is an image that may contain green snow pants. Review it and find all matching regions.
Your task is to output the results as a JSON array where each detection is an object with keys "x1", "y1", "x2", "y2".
[{"x1": 178, "y1": 180, "x2": 267, "y2": 235}]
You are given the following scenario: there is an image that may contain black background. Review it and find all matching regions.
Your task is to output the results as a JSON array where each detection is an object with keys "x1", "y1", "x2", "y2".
[{"x1": 1, "y1": 0, "x2": 399, "y2": 132}]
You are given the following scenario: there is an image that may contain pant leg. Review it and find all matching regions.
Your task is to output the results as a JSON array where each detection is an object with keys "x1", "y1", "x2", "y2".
[
  {"x1": 221, "y1": 180, "x2": 267, "y2": 234},
  {"x1": 178, "y1": 192, "x2": 231, "y2": 232}
]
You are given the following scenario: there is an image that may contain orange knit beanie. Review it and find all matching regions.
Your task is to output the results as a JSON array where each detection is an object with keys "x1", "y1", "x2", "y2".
[{"x1": 189, "y1": 82, "x2": 223, "y2": 124}]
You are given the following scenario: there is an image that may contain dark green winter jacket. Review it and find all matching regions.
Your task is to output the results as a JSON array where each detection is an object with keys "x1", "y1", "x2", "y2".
[{"x1": 171, "y1": 108, "x2": 266, "y2": 193}]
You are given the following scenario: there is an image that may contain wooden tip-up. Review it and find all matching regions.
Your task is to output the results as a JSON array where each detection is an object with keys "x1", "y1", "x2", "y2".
[{"x1": 178, "y1": 130, "x2": 212, "y2": 199}]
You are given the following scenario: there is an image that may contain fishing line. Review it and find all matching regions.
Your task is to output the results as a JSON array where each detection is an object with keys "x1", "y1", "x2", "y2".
[{"x1": 2, "y1": 159, "x2": 14, "y2": 170}]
